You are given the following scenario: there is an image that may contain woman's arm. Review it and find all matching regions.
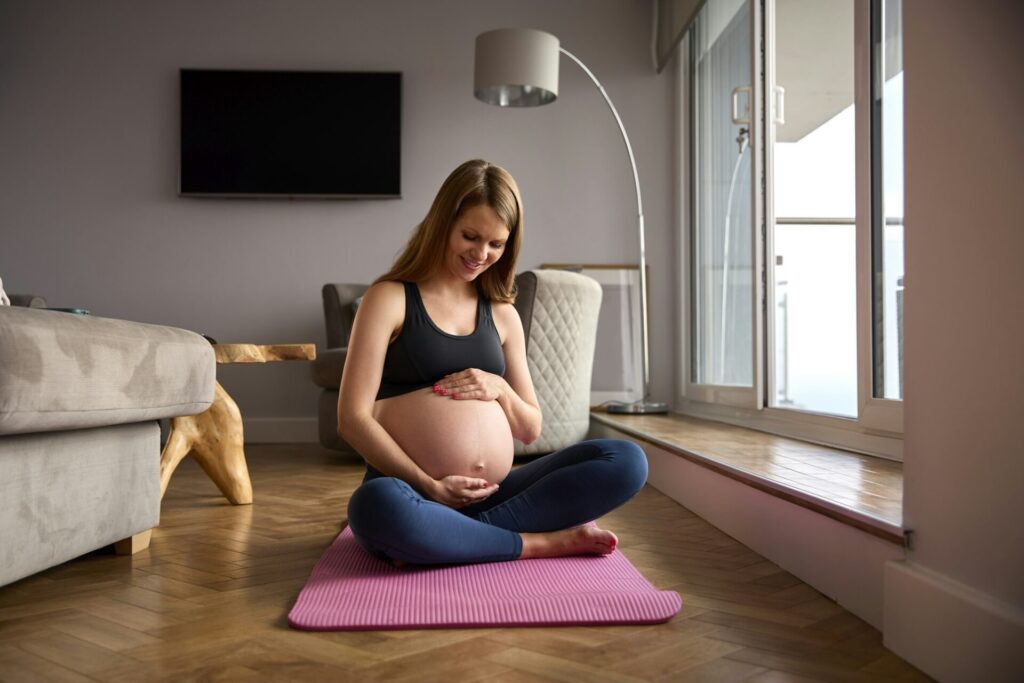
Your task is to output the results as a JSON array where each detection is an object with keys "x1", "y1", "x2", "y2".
[
  {"x1": 337, "y1": 282, "x2": 439, "y2": 492},
  {"x1": 438, "y1": 303, "x2": 543, "y2": 444}
]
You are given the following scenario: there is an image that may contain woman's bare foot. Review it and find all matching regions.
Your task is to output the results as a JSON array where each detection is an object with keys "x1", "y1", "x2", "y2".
[{"x1": 518, "y1": 525, "x2": 619, "y2": 560}]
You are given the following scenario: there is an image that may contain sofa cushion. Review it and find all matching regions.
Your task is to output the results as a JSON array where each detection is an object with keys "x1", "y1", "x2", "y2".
[{"x1": 0, "y1": 307, "x2": 215, "y2": 435}]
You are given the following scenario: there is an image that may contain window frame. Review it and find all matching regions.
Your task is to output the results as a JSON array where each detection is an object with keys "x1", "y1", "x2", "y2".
[
  {"x1": 677, "y1": 0, "x2": 903, "y2": 460},
  {"x1": 683, "y1": 0, "x2": 763, "y2": 412},
  {"x1": 860, "y1": 0, "x2": 904, "y2": 432}
]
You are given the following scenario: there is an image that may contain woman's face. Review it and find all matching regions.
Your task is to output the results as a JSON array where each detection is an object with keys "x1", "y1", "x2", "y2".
[{"x1": 446, "y1": 204, "x2": 511, "y2": 282}]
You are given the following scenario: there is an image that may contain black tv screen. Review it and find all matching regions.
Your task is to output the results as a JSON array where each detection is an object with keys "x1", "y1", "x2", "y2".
[{"x1": 179, "y1": 69, "x2": 401, "y2": 198}]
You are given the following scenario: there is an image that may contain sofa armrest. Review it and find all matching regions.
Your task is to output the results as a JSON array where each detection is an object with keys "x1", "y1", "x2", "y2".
[
  {"x1": 0, "y1": 307, "x2": 215, "y2": 435},
  {"x1": 322, "y1": 283, "x2": 368, "y2": 349},
  {"x1": 311, "y1": 347, "x2": 347, "y2": 390}
]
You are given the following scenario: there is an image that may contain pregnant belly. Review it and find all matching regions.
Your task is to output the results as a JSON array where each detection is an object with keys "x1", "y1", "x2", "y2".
[{"x1": 373, "y1": 387, "x2": 514, "y2": 484}]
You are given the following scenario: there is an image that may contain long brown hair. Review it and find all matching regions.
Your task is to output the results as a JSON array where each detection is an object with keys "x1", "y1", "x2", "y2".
[{"x1": 375, "y1": 159, "x2": 523, "y2": 303}]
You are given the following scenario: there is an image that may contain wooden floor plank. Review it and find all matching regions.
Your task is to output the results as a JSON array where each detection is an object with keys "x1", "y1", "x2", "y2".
[
  {"x1": 487, "y1": 646, "x2": 645, "y2": 683},
  {"x1": 15, "y1": 628, "x2": 137, "y2": 675},
  {"x1": 660, "y1": 656, "x2": 768, "y2": 683},
  {"x1": 361, "y1": 636, "x2": 515, "y2": 682},
  {"x1": 0, "y1": 643, "x2": 96, "y2": 683},
  {"x1": 47, "y1": 613, "x2": 162, "y2": 651},
  {"x1": 249, "y1": 629, "x2": 385, "y2": 671},
  {"x1": 607, "y1": 634, "x2": 746, "y2": 679}
]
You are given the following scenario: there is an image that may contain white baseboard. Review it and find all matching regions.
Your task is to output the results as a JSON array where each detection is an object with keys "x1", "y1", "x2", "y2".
[
  {"x1": 590, "y1": 422, "x2": 904, "y2": 629},
  {"x1": 242, "y1": 417, "x2": 318, "y2": 443},
  {"x1": 884, "y1": 561, "x2": 1024, "y2": 682}
]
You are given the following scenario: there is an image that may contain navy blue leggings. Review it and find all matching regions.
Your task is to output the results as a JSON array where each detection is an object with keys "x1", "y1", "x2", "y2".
[{"x1": 346, "y1": 439, "x2": 648, "y2": 565}]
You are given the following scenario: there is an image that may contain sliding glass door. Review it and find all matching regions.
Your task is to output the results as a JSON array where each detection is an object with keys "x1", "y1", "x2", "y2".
[
  {"x1": 690, "y1": 0, "x2": 756, "y2": 404},
  {"x1": 765, "y1": 0, "x2": 858, "y2": 418},
  {"x1": 684, "y1": 0, "x2": 904, "y2": 454}
]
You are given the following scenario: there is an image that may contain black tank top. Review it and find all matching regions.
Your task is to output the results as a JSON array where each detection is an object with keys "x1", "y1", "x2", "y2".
[{"x1": 376, "y1": 282, "x2": 506, "y2": 400}]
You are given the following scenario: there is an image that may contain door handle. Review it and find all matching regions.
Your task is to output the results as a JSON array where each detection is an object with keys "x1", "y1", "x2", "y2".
[
  {"x1": 773, "y1": 85, "x2": 786, "y2": 125},
  {"x1": 731, "y1": 86, "x2": 752, "y2": 125}
]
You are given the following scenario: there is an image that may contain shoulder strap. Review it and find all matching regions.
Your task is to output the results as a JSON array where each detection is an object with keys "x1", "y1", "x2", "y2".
[
  {"x1": 479, "y1": 292, "x2": 500, "y2": 333},
  {"x1": 404, "y1": 281, "x2": 426, "y2": 325}
]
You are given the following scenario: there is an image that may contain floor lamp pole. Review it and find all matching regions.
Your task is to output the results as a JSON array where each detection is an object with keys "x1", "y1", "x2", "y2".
[{"x1": 559, "y1": 48, "x2": 668, "y2": 414}]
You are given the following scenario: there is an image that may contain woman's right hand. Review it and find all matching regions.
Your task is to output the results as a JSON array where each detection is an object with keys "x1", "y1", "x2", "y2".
[{"x1": 429, "y1": 476, "x2": 499, "y2": 509}]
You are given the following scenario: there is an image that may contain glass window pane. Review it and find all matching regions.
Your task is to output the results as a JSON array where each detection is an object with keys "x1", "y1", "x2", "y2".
[
  {"x1": 769, "y1": 0, "x2": 857, "y2": 417},
  {"x1": 691, "y1": 0, "x2": 754, "y2": 387},
  {"x1": 773, "y1": 224, "x2": 858, "y2": 416},
  {"x1": 873, "y1": 0, "x2": 904, "y2": 400}
]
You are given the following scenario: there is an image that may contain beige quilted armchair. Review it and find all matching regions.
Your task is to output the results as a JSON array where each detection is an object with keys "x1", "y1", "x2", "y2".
[
  {"x1": 312, "y1": 269, "x2": 602, "y2": 456},
  {"x1": 512, "y1": 269, "x2": 602, "y2": 455}
]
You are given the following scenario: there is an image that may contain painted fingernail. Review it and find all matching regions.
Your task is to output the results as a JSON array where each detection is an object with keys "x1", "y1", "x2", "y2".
[
  {"x1": 433, "y1": 384, "x2": 439, "y2": 392},
  {"x1": 441, "y1": 388, "x2": 449, "y2": 395},
  {"x1": 452, "y1": 393, "x2": 459, "y2": 399}
]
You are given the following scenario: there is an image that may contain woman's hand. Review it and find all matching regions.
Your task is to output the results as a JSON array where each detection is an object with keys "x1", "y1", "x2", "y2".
[
  {"x1": 428, "y1": 475, "x2": 500, "y2": 509},
  {"x1": 433, "y1": 368, "x2": 507, "y2": 401}
]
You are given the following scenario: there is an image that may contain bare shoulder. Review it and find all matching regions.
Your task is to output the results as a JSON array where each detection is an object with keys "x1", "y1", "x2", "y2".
[
  {"x1": 358, "y1": 281, "x2": 406, "y2": 327},
  {"x1": 492, "y1": 301, "x2": 524, "y2": 344},
  {"x1": 362, "y1": 280, "x2": 404, "y2": 308},
  {"x1": 492, "y1": 301, "x2": 520, "y2": 323}
]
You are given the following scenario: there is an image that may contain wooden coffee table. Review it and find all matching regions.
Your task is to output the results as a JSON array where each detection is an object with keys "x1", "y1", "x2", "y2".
[{"x1": 159, "y1": 343, "x2": 316, "y2": 504}]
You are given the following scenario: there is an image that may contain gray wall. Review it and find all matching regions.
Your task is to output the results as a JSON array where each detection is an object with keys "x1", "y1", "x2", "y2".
[{"x1": 0, "y1": 0, "x2": 676, "y2": 439}]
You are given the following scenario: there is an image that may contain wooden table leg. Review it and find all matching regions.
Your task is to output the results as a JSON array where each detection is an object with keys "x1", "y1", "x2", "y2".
[{"x1": 159, "y1": 381, "x2": 253, "y2": 505}]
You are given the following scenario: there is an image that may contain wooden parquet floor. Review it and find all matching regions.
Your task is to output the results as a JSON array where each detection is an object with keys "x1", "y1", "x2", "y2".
[{"x1": 0, "y1": 444, "x2": 930, "y2": 682}]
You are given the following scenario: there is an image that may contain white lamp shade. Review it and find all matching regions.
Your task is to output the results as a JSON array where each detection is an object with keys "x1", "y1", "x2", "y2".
[{"x1": 474, "y1": 28, "x2": 560, "y2": 107}]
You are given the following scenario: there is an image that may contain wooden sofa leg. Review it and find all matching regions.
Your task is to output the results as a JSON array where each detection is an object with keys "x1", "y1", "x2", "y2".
[{"x1": 114, "y1": 529, "x2": 152, "y2": 555}]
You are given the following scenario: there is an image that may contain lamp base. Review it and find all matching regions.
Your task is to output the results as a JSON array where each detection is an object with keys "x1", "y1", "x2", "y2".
[{"x1": 606, "y1": 400, "x2": 669, "y2": 415}]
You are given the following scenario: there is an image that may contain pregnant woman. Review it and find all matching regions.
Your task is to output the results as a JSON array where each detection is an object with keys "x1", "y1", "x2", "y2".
[{"x1": 338, "y1": 159, "x2": 648, "y2": 565}]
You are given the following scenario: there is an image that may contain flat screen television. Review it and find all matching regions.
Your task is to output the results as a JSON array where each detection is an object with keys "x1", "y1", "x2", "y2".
[{"x1": 179, "y1": 69, "x2": 401, "y2": 198}]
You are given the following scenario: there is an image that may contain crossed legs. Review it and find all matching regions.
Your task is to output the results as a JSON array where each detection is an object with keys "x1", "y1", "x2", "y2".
[{"x1": 346, "y1": 439, "x2": 648, "y2": 565}]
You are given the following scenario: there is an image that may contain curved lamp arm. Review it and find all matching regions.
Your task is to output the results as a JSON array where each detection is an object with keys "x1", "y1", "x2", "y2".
[{"x1": 560, "y1": 48, "x2": 663, "y2": 412}]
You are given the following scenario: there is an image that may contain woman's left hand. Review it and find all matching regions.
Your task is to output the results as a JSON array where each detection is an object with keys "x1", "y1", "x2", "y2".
[{"x1": 434, "y1": 368, "x2": 507, "y2": 402}]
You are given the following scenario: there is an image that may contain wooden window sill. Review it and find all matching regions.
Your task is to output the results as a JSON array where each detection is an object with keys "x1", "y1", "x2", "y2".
[{"x1": 591, "y1": 411, "x2": 906, "y2": 545}]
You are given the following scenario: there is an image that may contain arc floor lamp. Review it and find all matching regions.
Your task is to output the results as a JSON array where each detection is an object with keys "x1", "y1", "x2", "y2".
[{"x1": 474, "y1": 28, "x2": 667, "y2": 414}]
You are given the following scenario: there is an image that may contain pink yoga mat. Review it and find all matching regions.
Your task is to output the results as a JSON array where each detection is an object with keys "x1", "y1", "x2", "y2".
[{"x1": 288, "y1": 526, "x2": 682, "y2": 631}]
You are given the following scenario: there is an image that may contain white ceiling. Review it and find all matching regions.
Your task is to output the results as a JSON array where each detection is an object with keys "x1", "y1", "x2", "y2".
[{"x1": 774, "y1": 0, "x2": 854, "y2": 142}]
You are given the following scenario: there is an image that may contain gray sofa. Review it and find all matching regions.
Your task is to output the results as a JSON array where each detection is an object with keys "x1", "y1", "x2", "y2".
[
  {"x1": 0, "y1": 304, "x2": 215, "y2": 587},
  {"x1": 311, "y1": 269, "x2": 602, "y2": 456}
]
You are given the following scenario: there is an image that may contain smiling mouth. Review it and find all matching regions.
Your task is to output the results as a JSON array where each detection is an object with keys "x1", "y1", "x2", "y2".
[{"x1": 461, "y1": 257, "x2": 484, "y2": 270}]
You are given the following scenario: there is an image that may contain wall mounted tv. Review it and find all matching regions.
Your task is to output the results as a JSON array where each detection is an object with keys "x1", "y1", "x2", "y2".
[{"x1": 179, "y1": 69, "x2": 401, "y2": 198}]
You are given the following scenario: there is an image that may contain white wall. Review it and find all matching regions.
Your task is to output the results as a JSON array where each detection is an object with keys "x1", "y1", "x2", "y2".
[
  {"x1": 0, "y1": 0, "x2": 676, "y2": 437},
  {"x1": 885, "y1": 1, "x2": 1024, "y2": 680}
]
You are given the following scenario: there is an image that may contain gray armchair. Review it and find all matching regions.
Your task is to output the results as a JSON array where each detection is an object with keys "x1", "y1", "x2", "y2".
[
  {"x1": 311, "y1": 284, "x2": 368, "y2": 453},
  {"x1": 312, "y1": 270, "x2": 602, "y2": 457}
]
